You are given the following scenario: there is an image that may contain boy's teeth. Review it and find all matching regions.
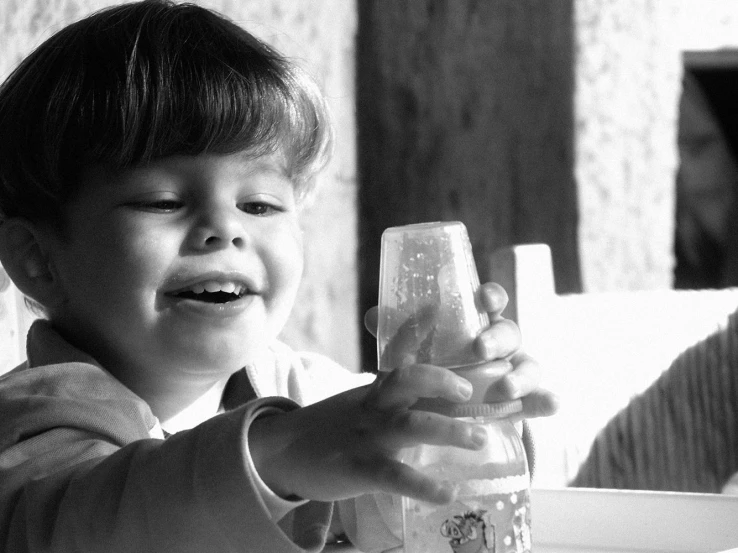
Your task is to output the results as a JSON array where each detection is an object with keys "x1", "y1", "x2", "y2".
[
  {"x1": 204, "y1": 281, "x2": 222, "y2": 293},
  {"x1": 220, "y1": 282, "x2": 236, "y2": 294},
  {"x1": 189, "y1": 281, "x2": 242, "y2": 294}
]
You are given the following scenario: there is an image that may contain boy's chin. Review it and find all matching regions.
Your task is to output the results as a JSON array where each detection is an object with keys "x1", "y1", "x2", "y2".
[
  {"x1": 171, "y1": 325, "x2": 271, "y2": 356},
  {"x1": 175, "y1": 343, "x2": 269, "y2": 374}
]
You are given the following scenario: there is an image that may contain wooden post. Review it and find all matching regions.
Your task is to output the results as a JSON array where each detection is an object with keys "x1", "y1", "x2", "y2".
[{"x1": 357, "y1": 0, "x2": 580, "y2": 370}]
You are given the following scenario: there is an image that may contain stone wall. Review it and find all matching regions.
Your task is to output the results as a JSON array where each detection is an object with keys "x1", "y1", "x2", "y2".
[{"x1": 575, "y1": 0, "x2": 738, "y2": 292}]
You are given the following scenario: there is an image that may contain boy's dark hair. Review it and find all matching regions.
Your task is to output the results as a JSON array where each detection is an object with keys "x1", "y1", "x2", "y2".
[{"x1": 0, "y1": 0, "x2": 332, "y2": 223}]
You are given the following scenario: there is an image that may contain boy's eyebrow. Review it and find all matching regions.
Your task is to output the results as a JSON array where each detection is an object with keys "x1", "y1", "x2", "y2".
[
  {"x1": 232, "y1": 152, "x2": 291, "y2": 178},
  {"x1": 118, "y1": 157, "x2": 294, "y2": 192}
]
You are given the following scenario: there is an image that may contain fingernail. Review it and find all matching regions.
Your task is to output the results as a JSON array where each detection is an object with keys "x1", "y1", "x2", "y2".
[
  {"x1": 456, "y1": 380, "x2": 473, "y2": 400},
  {"x1": 479, "y1": 335, "x2": 497, "y2": 359},
  {"x1": 472, "y1": 426, "x2": 487, "y2": 447}
]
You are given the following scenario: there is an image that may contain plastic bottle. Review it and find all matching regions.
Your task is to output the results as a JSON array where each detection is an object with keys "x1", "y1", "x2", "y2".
[
  {"x1": 376, "y1": 221, "x2": 531, "y2": 553},
  {"x1": 402, "y1": 399, "x2": 531, "y2": 553}
]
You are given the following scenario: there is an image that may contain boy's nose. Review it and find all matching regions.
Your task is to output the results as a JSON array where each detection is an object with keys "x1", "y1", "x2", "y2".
[{"x1": 189, "y1": 206, "x2": 247, "y2": 250}]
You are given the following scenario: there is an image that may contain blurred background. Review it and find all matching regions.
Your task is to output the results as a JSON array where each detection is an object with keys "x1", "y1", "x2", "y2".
[{"x1": 2, "y1": 0, "x2": 738, "y2": 377}]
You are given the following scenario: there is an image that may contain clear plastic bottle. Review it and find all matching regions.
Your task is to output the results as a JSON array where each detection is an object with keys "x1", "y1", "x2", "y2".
[
  {"x1": 375, "y1": 221, "x2": 532, "y2": 553},
  {"x1": 402, "y1": 399, "x2": 531, "y2": 553}
]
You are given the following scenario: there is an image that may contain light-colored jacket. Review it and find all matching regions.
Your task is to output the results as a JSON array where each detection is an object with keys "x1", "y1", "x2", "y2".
[{"x1": 0, "y1": 320, "x2": 400, "y2": 553}]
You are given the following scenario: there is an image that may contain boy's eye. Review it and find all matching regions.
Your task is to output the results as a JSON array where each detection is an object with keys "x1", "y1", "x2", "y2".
[
  {"x1": 239, "y1": 201, "x2": 281, "y2": 216},
  {"x1": 130, "y1": 199, "x2": 183, "y2": 212}
]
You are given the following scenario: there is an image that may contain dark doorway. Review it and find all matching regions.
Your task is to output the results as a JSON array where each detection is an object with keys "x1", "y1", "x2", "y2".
[{"x1": 674, "y1": 51, "x2": 738, "y2": 289}]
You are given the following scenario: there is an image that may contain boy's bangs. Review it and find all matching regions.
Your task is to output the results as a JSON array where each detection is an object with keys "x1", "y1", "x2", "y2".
[
  {"x1": 0, "y1": 1, "x2": 333, "y2": 222},
  {"x1": 87, "y1": 69, "x2": 328, "y2": 195},
  {"x1": 62, "y1": 4, "x2": 332, "y2": 200}
]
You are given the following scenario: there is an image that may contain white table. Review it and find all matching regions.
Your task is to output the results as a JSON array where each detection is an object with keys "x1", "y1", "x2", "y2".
[
  {"x1": 325, "y1": 488, "x2": 738, "y2": 553},
  {"x1": 532, "y1": 488, "x2": 738, "y2": 553}
]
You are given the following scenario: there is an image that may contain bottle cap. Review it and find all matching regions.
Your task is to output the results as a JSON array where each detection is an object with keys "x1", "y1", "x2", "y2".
[
  {"x1": 441, "y1": 398, "x2": 523, "y2": 418},
  {"x1": 412, "y1": 360, "x2": 522, "y2": 417}
]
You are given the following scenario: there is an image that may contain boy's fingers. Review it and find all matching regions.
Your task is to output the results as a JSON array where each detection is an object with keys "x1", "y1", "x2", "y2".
[
  {"x1": 486, "y1": 350, "x2": 541, "y2": 400},
  {"x1": 365, "y1": 364, "x2": 472, "y2": 411},
  {"x1": 369, "y1": 281, "x2": 511, "y2": 338},
  {"x1": 477, "y1": 282, "x2": 509, "y2": 319},
  {"x1": 519, "y1": 389, "x2": 560, "y2": 419},
  {"x1": 369, "y1": 282, "x2": 513, "y2": 364},
  {"x1": 355, "y1": 455, "x2": 455, "y2": 505},
  {"x1": 367, "y1": 304, "x2": 439, "y2": 370},
  {"x1": 474, "y1": 317, "x2": 521, "y2": 359},
  {"x1": 379, "y1": 304, "x2": 438, "y2": 369},
  {"x1": 380, "y1": 410, "x2": 486, "y2": 451}
]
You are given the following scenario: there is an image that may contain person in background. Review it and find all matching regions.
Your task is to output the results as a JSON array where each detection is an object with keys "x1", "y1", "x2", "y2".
[{"x1": 674, "y1": 72, "x2": 738, "y2": 289}]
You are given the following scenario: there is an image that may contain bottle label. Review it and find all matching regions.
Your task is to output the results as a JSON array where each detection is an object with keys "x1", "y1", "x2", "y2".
[{"x1": 403, "y1": 485, "x2": 531, "y2": 553}]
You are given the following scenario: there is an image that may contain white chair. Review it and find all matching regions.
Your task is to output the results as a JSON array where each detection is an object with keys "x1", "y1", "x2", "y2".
[{"x1": 488, "y1": 243, "x2": 738, "y2": 490}]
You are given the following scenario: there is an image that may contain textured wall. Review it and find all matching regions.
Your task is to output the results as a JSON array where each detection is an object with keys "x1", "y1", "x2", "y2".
[
  {"x1": 0, "y1": 0, "x2": 360, "y2": 372},
  {"x1": 575, "y1": 0, "x2": 738, "y2": 292},
  {"x1": 575, "y1": 0, "x2": 682, "y2": 291}
]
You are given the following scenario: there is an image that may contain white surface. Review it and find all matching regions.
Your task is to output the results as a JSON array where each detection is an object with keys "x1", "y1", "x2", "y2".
[
  {"x1": 330, "y1": 488, "x2": 738, "y2": 553},
  {"x1": 497, "y1": 244, "x2": 738, "y2": 488},
  {"x1": 533, "y1": 487, "x2": 738, "y2": 553}
]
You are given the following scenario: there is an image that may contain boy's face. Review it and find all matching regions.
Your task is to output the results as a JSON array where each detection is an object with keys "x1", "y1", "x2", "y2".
[{"x1": 45, "y1": 151, "x2": 303, "y2": 384}]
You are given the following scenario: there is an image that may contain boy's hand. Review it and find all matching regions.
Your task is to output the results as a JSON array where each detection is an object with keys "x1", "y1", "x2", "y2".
[
  {"x1": 365, "y1": 281, "x2": 558, "y2": 421},
  {"x1": 249, "y1": 363, "x2": 485, "y2": 504},
  {"x1": 249, "y1": 281, "x2": 557, "y2": 505}
]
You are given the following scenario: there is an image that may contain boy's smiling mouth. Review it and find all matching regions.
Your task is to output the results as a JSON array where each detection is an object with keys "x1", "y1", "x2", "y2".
[
  {"x1": 164, "y1": 274, "x2": 258, "y2": 308},
  {"x1": 173, "y1": 281, "x2": 249, "y2": 304}
]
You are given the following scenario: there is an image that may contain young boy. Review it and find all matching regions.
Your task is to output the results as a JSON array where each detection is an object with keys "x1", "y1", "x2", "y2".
[{"x1": 0, "y1": 2, "x2": 557, "y2": 552}]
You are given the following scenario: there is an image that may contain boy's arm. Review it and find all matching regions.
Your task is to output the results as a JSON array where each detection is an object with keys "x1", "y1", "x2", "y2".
[
  {"x1": 0, "y1": 374, "x2": 326, "y2": 553},
  {"x1": 248, "y1": 365, "x2": 483, "y2": 504}
]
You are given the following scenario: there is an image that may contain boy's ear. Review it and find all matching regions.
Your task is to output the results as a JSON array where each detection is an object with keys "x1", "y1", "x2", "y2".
[{"x1": 0, "y1": 218, "x2": 59, "y2": 308}]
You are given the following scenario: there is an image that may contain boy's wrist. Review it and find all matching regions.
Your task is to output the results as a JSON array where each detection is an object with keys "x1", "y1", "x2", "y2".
[{"x1": 247, "y1": 410, "x2": 295, "y2": 500}]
